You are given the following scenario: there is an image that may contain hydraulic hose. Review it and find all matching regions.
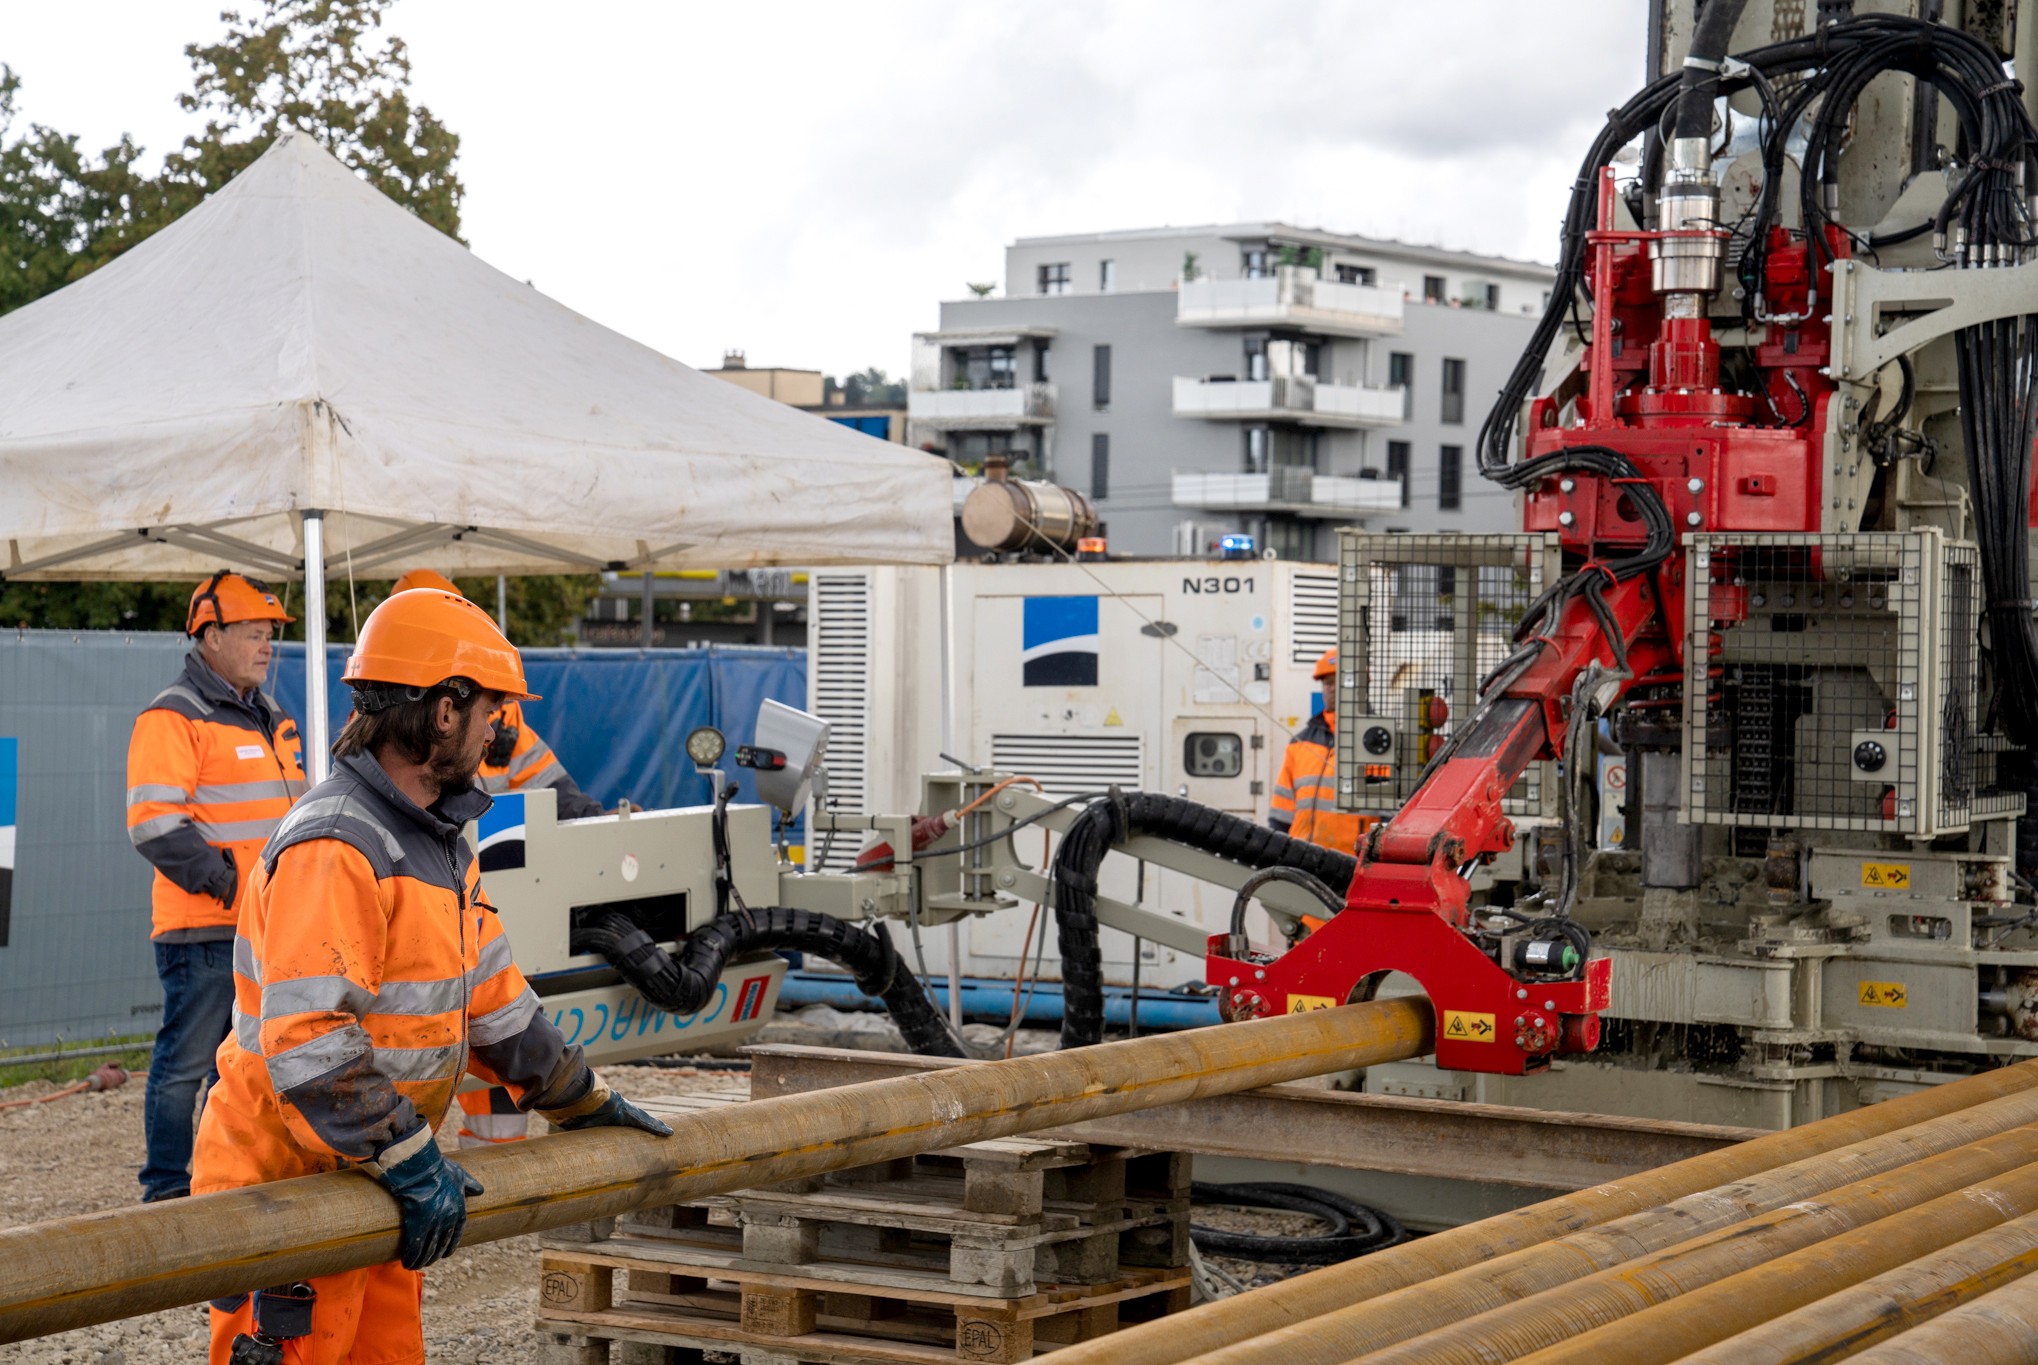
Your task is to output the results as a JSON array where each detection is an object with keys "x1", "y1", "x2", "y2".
[
  {"x1": 1672, "y1": 0, "x2": 1747, "y2": 140},
  {"x1": 1052, "y1": 793, "x2": 1357, "y2": 1050},
  {"x1": 1190, "y1": 1181, "x2": 1406, "y2": 1265},
  {"x1": 572, "y1": 907, "x2": 964, "y2": 1057}
]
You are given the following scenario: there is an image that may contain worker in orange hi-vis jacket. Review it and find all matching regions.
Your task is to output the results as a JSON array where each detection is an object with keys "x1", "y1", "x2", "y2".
[
  {"x1": 1270, "y1": 648, "x2": 1375, "y2": 856},
  {"x1": 127, "y1": 571, "x2": 306, "y2": 1204},
  {"x1": 391, "y1": 568, "x2": 605, "y2": 1148},
  {"x1": 191, "y1": 587, "x2": 670, "y2": 1365}
]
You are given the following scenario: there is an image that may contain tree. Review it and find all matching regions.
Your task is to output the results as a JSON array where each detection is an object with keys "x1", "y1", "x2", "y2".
[
  {"x1": 838, "y1": 366, "x2": 906, "y2": 406},
  {"x1": 1, "y1": 3, "x2": 598, "y2": 643}
]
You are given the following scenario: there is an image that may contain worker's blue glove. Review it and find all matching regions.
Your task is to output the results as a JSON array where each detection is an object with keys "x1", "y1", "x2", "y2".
[
  {"x1": 542, "y1": 1073, "x2": 673, "y2": 1137},
  {"x1": 370, "y1": 1128, "x2": 483, "y2": 1270}
]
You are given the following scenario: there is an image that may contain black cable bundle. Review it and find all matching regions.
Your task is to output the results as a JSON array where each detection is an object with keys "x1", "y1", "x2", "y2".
[
  {"x1": 1051, "y1": 793, "x2": 1357, "y2": 1050},
  {"x1": 1189, "y1": 1181, "x2": 1406, "y2": 1264},
  {"x1": 1956, "y1": 315, "x2": 2038, "y2": 746},
  {"x1": 572, "y1": 906, "x2": 964, "y2": 1057}
]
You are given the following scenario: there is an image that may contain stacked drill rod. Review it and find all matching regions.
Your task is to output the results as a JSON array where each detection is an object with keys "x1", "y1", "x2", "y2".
[
  {"x1": 1040, "y1": 1056, "x2": 2038, "y2": 1363},
  {"x1": 0, "y1": 998, "x2": 1433, "y2": 1344}
]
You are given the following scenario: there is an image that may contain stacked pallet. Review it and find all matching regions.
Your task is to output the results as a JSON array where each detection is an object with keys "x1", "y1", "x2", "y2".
[{"x1": 535, "y1": 1092, "x2": 1192, "y2": 1364}]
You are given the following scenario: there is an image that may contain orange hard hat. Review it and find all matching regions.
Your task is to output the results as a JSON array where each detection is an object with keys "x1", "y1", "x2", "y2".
[
  {"x1": 343, "y1": 588, "x2": 537, "y2": 707},
  {"x1": 392, "y1": 567, "x2": 463, "y2": 597},
  {"x1": 1313, "y1": 647, "x2": 1339, "y2": 681},
  {"x1": 186, "y1": 570, "x2": 296, "y2": 637}
]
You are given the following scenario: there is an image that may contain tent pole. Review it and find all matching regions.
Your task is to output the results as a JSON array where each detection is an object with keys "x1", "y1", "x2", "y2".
[
  {"x1": 302, "y1": 510, "x2": 330, "y2": 786},
  {"x1": 496, "y1": 575, "x2": 508, "y2": 633}
]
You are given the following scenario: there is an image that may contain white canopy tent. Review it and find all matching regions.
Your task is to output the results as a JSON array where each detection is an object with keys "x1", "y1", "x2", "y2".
[{"x1": 0, "y1": 132, "x2": 951, "y2": 778}]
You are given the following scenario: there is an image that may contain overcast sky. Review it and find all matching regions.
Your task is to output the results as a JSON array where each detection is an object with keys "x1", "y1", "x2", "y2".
[{"x1": 3, "y1": 1, "x2": 1644, "y2": 379}]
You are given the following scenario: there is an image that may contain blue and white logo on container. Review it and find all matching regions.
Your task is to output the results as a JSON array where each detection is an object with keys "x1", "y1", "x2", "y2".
[
  {"x1": 1021, "y1": 597, "x2": 1100, "y2": 686},
  {"x1": 475, "y1": 790, "x2": 527, "y2": 872}
]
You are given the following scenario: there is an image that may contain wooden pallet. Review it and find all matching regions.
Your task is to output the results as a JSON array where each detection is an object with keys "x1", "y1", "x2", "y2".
[{"x1": 534, "y1": 1090, "x2": 1192, "y2": 1363}]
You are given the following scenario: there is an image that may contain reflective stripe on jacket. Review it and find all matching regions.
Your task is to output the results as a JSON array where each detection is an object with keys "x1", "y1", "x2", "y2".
[
  {"x1": 478, "y1": 700, "x2": 604, "y2": 818},
  {"x1": 1270, "y1": 711, "x2": 1374, "y2": 856},
  {"x1": 191, "y1": 752, "x2": 588, "y2": 1190},
  {"x1": 126, "y1": 653, "x2": 306, "y2": 939}
]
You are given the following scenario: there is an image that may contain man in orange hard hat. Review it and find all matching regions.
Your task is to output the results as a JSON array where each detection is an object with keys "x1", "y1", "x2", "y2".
[
  {"x1": 1270, "y1": 647, "x2": 1372, "y2": 855},
  {"x1": 192, "y1": 587, "x2": 669, "y2": 1365},
  {"x1": 391, "y1": 569, "x2": 604, "y2": 821},
  {"x1": 127, "y1": 571, "x2": 307, "y2": 1203}
]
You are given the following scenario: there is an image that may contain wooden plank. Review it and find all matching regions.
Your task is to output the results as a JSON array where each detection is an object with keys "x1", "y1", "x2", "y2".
[{"x1": 541, "y1": 1310, "x2": 962, "y2": 1365}]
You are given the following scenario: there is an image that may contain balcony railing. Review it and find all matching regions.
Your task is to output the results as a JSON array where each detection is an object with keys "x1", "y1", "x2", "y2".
[
  {"x1": 1177, "y1": 266, "x2": 1404, "y2": 337},
  {"x1": 907, "y1": 383, "x2": 1056, "y2": 428},
  {"x1": 1171, "y1": 376, "x2": 1403, "y2": 428},
  {"x1": 1172, "y1": 470, "x2": 1401, "y2": 517}
]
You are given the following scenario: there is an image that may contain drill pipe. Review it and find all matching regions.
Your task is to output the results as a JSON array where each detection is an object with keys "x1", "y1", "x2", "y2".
[
  {"x1": 1382, "y1": 1140, "x2": 2038, "y2": 1365},
  {"x1": 0, "y1": 997, "x2": 1431, "y2": 1343},
  {"x1": 1049, "y1": 1061, "x2": 2038, "y2": 1365},
  {"x1": 1576, "y1": 1202, "x2": 2038, "y2": 1364},
  {"x1": 1849, "y1": 1270, "x2": 2038, "y2": 1364}
]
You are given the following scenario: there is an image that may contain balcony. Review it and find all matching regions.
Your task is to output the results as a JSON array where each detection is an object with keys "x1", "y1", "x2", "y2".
[
  {"x1": 907, "y1": 383, "x2": 1056, "y2": 430},
  {"x1": 1177, "y1": 266, "x2": 1404, "y2": 337},
  {"x1": 1172, "y1": 376, "x2": 1403, "y2": 429},
  {"x1": 1172, "y1": 469, "x2": 1401, "y2": 518}
]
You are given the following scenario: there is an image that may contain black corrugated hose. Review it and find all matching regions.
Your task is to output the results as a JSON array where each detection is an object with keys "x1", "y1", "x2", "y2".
[
  {"x1": 572, "y1": 906, "x2": 964, "y2": 1057},
  {"x1": 1051, "y1": 792, "x2": 1358, "y2": 1050},
  {"x1": 1190, "y1": 1181, "x2": 1406, "y2": 1264}
]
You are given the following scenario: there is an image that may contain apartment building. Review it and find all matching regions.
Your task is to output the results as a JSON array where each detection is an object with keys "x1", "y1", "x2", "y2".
[{"x1": 909, "y1": 224, "x2": 1555, "y2": 559}]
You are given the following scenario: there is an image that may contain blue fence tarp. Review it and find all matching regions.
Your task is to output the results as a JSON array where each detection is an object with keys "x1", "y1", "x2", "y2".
[{"x1": 271, "y1": 643, "x2": 806, "y2": 816}]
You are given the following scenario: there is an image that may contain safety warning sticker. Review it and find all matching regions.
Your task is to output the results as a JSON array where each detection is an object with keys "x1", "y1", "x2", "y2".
[
  {"x1": 1442, "y1": 1010, "x2": 1496, "y2": 1042},
  {"x1": 1858, "y1": 981, "x2": 1909, "y2": 1008},
  {"x1": 1286, "y1": 994, "x2": 1337, "y2": 1014},
  {"x1": 1860, "y1": 862, "x2": 1912, "y2": 890}
]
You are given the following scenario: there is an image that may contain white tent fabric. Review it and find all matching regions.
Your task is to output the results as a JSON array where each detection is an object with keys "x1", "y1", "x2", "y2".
[{"x1": 0, "y1": 130, "x2": 953, "y2": 582}]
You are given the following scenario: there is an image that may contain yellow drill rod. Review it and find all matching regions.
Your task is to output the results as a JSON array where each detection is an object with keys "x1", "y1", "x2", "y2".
[
  {"x1": 1849, "y1": 1268, "x2": 2038, "y2": 1364},
  {"x1": 1675, "y1": 1208, "x2": 2038, "y2": 1364},
  {"x1": 1526, "y1": 1178, "x2": 2038, "y2": 1365},
  {"x1": 1044, "y1": 1058, "x2": 2038, "y2": 1365},
  {"x1": 1385, "y1": 1139, "x2": 2038, "y2": 1365},
  {"x1": 0, "y1": 998, "x2": 1432, "y2": 1343}
]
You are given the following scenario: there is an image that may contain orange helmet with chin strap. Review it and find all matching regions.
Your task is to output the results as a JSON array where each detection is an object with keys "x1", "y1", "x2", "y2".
[
  {"x1": 186, "y1": 570, "x2": 296, "y2": 637},
  {"x1": 343, "y1": 588, "x2": 538, "y2": 712}
]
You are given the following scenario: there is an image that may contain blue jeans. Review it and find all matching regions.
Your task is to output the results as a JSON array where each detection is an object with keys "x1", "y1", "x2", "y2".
[{"x1": 141, "y1": 938, "x2": 235, "y2": 1201}]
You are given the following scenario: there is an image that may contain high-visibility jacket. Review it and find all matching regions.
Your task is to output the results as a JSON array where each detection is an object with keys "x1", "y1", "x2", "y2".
[
  {"x1": 479, "y1": 700, "x2": 604, "y2": 818},
  {"x1": 191, "y1": 751, "x2": 592, "y2": 1190},
  {"x1": 1270, "y1": 710, "x2": 1374, "y2": 856},
  {"x1": 126, "y1": 653, "x2": 306, "y2": 940}
]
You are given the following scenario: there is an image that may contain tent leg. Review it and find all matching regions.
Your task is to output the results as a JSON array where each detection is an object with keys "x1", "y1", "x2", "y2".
[{"x1": 302, "y1": 510, "x2": 329, "y2": 786}]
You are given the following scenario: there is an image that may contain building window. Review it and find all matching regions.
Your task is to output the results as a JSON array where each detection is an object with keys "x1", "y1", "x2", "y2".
[
  {"x1": 1439, "y1": 444, "x2": 1463, "y2": 511},
  {"x1": 1335, "y1": 263, "x2": 1377, "y2": 286},
  {"x1": 1389, "y1": 351, "x2": 1413, "y2": 419},
  {"x1": 1093, "y1": 344, "x2": 1112, "y2": 410},
  {"x1": 1099, "y1": 259, "x2": 1116, "y2": 292},
  {"x1": 1387, "y1": 440, "x2": 1411, "y2": 509},
  {"x1": 1242, "y1": 246, "x2": 1272, "y2": 279},
  {"x1": 988, "y1": 346, "x2": 1016, "y2": 389},
  {"x1": 1423, "y1": 274, "x2": 1446, "y2": 304},
  {"x1": 1243, "y1": 336, "x2": 1269, "y2": 382},
  {"x1": 1441, "y1": 358, "x2": 1466, "y2": 425},
  {"x1": 1038, "y1": 262, "x2": 1071, "y2": 295},
  {"x1": 1483, "y1": 282, "x2": 1501, "y2": 310},
  {"x1": 1092, "y1": 433, "x2": 1110, "y2": 500},
  {"x1": 1244, "y1": 426, "x2": 1270, "y2": 474},
  {"x1": 1034, "y1": 341, "x2": 1050, "y2": 383}
]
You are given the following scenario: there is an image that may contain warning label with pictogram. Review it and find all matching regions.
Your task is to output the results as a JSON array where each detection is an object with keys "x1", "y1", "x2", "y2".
[
  {"x1": 1858, "y1": 981, "x2": 1909, "y2": 1009},
  {"x1": 1286, "y1": 994, "x2": 1337, "y2": 1014},
  {"x1": 1442, "y1": 1010, "x2": 1496, "y2": 1042},
  {"x1": 1860, "y1": 862, "x2": 1912, "y2": 890}
]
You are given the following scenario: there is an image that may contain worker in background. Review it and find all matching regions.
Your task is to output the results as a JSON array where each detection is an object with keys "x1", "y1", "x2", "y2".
[
  {"x1": 391, "y1": 569, "x2": 605, "y2": 820},
  {"x1": 191, "y1": 587, "x2": 669, "y2": 1365},
  {"x1": 391, "y1": 569, "x2": 605, "y2": 1147},
  {"x1": 126, "y1": 571, "x2": 306, "y2": 1204},
  {"x1": 1270, "y1": 648, "x2": 1371, "y2": 855}
]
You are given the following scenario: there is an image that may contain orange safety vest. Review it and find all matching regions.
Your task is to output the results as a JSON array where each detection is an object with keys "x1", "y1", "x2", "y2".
[
  {"x1": 192, "y1": 751, "x2": 589, "y2": 1190},
  {"x1": 479, "y1": 700, "x2": 604, "y2": 818},
  {"x1": 126, "y1": 653, "x2": 306, "y2": 939},
  {"x1": 1270, "y1": 710, "x2": 1374, "y2": 856}
]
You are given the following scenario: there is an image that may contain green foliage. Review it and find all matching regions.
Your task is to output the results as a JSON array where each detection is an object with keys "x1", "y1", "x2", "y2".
[
  {"x1": 305, "y1": 572, "x2": 602, "y2": 647},
  {"x1": 832, "y1": 366, "x2": 905, "y2": 406},
  {"x1": 965, "y1": 281, "x2": 995, "y2": 297},
  {"x1": 1182, "y1": 250, "x2": 1200, "y2": 283}
]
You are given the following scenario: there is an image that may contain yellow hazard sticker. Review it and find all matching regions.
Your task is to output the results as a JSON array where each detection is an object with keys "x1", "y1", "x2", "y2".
[
  {"x1": 1442, "y1": 1010, "x2": 1497, "y2": 1042},
  {"x1": 1286, "y1": 994, "x2": 1338, "y2": 1014},
  {"x1": 1861, "y1": 862, "x2": 1912, "y2": 890},
  {"x1": 1858, "y1": 981, "x2": 1909, "y2": 1008}
]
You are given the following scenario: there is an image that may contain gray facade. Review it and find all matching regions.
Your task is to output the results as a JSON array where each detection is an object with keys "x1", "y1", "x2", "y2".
[{"x1": 910, "y1": 223, "x2": 1553, "y2": 560}]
